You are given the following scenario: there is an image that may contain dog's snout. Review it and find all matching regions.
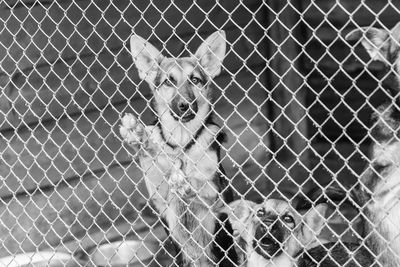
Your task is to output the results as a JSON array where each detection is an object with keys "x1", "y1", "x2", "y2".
[
  {"x1": 170, "y1": 94, "x2": 198, "y2": 122},
  {"x1": 178, "y1": 101, "x2": 190, "y2": 112}
]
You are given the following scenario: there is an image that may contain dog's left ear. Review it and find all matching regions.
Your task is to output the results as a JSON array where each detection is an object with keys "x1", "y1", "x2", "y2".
[
  {"x1": 303, "y1": 203, "x2": 328, "y2": 236},
  {"x1": 345, "y1": 22, "x2": 400, "y2": 64},
  {"x1": 130, "y1": 35, "x2": 164, "y2": 86},
  {"x1": 218, "y1": 199, "x2": 256, "y2": 234},
  {"x1": 299, "y1": 203, "x2": 328, "y2": 249},
  {"x1": 194, "y1": 31, "x2": 227, "y2": 78}
]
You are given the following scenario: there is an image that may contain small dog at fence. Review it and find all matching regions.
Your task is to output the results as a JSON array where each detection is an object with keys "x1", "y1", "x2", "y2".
[
  {"x1": 222, "y1": 199, "x2": 376, "y2": 267},
  {"x1": 119, "y1": 31, "x2": 237, "y2": 266},
  {"x1": 220, "y1": 199, "x2": 328, "y2": 267},
  {"x1": 344, "y1": 21, "x2": 400, "y2": 267}
]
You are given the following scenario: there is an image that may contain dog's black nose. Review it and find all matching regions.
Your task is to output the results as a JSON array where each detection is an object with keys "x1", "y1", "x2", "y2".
[{"x1": 178, "y1": 102, "x2": 189, "y2": 112}]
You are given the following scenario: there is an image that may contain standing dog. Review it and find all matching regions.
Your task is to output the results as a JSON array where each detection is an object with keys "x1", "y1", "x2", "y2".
[
  {"x1": 221, "y1": 199, "x2": 327, "y2": 267},
  {"x1": 345, "y1": 22, "x2": 400, "y2": 267},
  {"x1": 119, "y1": 31, "x2": 236, "y2": 266}
]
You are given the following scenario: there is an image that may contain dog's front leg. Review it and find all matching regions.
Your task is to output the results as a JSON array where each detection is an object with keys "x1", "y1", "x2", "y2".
[
  {"x1": 119, "y1": 113, "x2": 158, "y2": 157},
  {"x1": 169, "y1": 159, "x2": 193, "y2": 198}
]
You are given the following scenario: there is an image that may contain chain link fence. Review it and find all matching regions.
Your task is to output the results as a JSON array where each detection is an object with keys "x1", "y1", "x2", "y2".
[{"x1": 0, "y1": 0, "x2": 398, "y2": 266}]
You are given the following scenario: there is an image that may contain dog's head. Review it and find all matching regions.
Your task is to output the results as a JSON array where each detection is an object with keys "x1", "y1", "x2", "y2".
[
  {"x1": 129, "y1": 31, "x2": 226, "y2": 124},
  {"x1": 345, "y1": 22, "x2": 400, "y2": 87},
  {"x1": 221, "y1": 199, "x2": 327, "y2": 266}
]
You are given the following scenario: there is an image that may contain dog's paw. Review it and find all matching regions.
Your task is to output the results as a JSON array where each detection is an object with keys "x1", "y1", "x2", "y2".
[
  {"x1": 170, "y1": 161, "x2": 191, "y2": 196},
  {"x1": 119, "y1": 113, "x2": 147, "y2": 147}
]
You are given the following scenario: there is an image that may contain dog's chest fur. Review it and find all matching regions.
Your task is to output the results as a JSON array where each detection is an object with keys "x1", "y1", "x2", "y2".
[
  {"x1": 248, "y1": 251, "x2": 292, "y2": 267},
  {"x1": 135, "y1": 120, "x2": 226, "y2": 266},
  {"x1": 360, "y1": 105, "x2": 400, "y2": 266},
  {"x1": 145, "y1": 122, "x2": 221, "y2": 197},
  {"x1": 245, "y1": 245, "x2": 293, "y2": 267}
]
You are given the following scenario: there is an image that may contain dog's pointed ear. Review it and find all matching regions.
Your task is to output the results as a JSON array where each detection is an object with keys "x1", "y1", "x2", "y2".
[
  {"x1": 194, "y1": 31, "x2": 226, "y2": 78},
  {"x1": 303, "y1": 203, "x2": 328, "y2": 236},
  {"x1": 345, "y1": 26, "x2": 391, "y2": 63},
  {"x1": 219, "y1": 199, "x2": 256, "y2": 233},
  {"x1": 130, "y1": 35, "x2": 164, "y2": 86}
]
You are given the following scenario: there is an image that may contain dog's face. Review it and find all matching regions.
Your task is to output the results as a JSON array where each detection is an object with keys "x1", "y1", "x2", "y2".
[
  {"x1": 223, "y1": 199, "x2": 327, "y2": 266},
  {"x1": 345, "y1": 22, "x2": 400, "y2": 86},
  {"x1": 129, "y1": 32, "x2": 226, "y2": 124}
]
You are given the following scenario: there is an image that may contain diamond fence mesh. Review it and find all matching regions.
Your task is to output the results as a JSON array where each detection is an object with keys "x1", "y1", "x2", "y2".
[{"x1": 0, "y1": 0, "x2": 399, "y2": 266}]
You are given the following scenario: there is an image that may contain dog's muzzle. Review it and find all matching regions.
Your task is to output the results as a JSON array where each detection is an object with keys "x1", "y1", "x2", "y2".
[
  {"x1": 253, "y1": 220, "x2": 284, "y2": 259},
  {"x1": 170, "y1": 98, "x2": 198, "y2": 123}
]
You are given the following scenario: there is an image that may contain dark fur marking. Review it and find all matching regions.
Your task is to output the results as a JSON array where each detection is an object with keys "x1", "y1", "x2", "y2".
[
  {"x1": 152, "y1": 119, "x2": 178, "y2": 150},
  {"x1": 149, "y1": 98, "x2": 157, "y2": 115},
  {"x1": 237, "y1": 236, "x2": 247, "y2": 252},
  {"x1": 183, "y1": 124, "x2": 206, "y2": 152},
  {"x1": 154, "y1": 69, "x2": 163, "y2": 88},
  {"x1": 195, "y1": 65, "x2": 209, "y2": 85},
  {"x1": 180, "y1": 112, "x2": 212, "y2": 152},
  {"x1": 156, "y1": 209, "x2": 185, "y2": 266},
  {"x1": 213, "y1": 212, "x2": 238, "y2": 266},
  {"x1": 182, "y1": 113, "x2": 213, "y2": 151}
]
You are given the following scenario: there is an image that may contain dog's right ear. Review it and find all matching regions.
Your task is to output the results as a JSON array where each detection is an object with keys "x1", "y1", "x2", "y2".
[
  {"x1": 130, "y1": 35, "x2": 164, "y2": 86},
  {"x1": 303, "y1": 203, "x2": 328, "y2": 236},
  {"x1": 194, "y1": 31, "x2": 226, "y2": 78},
  {"x1": 345, "y1": 22, "x2": 400, "y2": 64},
  {"x1": 220, "y1": 200, "x2": 257, "y2": 234}
]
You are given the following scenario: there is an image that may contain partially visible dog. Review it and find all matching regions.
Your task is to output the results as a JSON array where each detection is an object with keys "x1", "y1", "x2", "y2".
[
  {"x1": 345, "y1": 22, "x2": 400, "y2": 267},
  {"x1": 119, "y1": 31, "x2": 236, "y2": 266},
  {"x1": 222, "y1": 199, "x2": 376, "y2": 266},
  {"x1": 220, "y1": 199, "x2": 327, "y2": 267}
]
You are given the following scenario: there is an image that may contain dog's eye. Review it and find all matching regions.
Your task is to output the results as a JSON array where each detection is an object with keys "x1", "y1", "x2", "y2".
[
  {"x1": 282, "y1": 215, "x2": 294, "y2": 224},
  {"x1": 190, "y1": 77, "x2": 201, "y2": 85},
  {"x1": 164, "y1": 76, "x2": 175, "y2": 86},
  {"x1": 256, "y1": 208, "x2": 265, "y2": 217}
]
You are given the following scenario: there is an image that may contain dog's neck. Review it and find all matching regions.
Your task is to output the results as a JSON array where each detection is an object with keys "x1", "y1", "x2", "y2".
[
  {"x1": 246, "y1": 249, "x2": 294, "y2": 267},
  {"x1": 157, "y1": 105, "x2": 212, "y2": 149},
  {"x1": 242, "y1": 232, "x2": 298, "y2": 267}
]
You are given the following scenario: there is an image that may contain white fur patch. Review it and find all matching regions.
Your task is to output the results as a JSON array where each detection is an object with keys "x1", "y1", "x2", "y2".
[{"x1": 247, "y1": 250, "x2": 294, "y2": 267}]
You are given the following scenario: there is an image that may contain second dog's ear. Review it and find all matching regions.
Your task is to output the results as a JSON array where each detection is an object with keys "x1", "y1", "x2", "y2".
[
  {"x1": 130, "y1": 35, "x2": 164, "y2": 86},
  {"x1": 303, "y1": 203, "x2": 328, "y2": 236},
  {"x1": 220, "y1": 200, "x2": 256, "y2": 234},
  {"x1": 345, "y1": 22, "x2": 400, "y2": 64},
  {"x1": 194, "y1": 31, "x2": 227, "y2": 78},
  {"x1": 345, "y1": 27, "x2": 389, "y2": 62}
]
